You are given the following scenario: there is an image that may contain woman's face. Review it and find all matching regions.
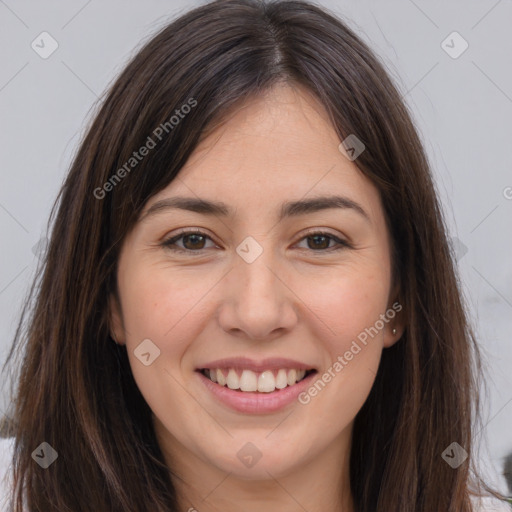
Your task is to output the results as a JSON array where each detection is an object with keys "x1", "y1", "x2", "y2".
[{"x1": 110, "y1": 83, "x2": 402, "y2": 486}]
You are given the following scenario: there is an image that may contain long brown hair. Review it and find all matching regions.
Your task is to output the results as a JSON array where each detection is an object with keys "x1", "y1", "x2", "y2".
[{"x1": 1, "y1": 0, "x2": 504, "y2": 510}]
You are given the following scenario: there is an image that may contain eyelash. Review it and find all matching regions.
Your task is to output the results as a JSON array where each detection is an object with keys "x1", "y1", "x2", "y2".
[{"x1": 160, "y1": 229, "x2": 351, "y2": 254}]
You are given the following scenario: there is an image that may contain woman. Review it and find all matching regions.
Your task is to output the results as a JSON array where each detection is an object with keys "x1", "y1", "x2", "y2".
[{"x1": 0, "y1": 0, "x2": 509, "y2": 510}]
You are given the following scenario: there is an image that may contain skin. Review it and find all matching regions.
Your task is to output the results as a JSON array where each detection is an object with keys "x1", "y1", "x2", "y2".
[{"x1": 110, "y1": 82, "x2": 404, "y2": 512}]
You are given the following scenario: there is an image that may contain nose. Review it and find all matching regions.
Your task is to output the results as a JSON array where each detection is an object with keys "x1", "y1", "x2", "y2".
[{"x1": 217, "y1": 246, "x2": 298, "y2": 341}]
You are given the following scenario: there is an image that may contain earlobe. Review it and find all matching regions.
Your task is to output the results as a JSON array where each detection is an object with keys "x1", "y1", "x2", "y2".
[
  {"x1": 108, "y1": 293, "x2": 126, "y2": 345},
  {"x1": 383, "y1": 294, "x2": 406, "y2": 348},
  {"x1": 383, "y1": 323, "x2": 404, "y2": 348}
]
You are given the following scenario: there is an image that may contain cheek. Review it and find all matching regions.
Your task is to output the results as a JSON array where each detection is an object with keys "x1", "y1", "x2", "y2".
[
  {"x1": 119, "y1": 273, "x2": 216, "y2": 470},
  {"x1": 292, "y1": 266, "x2": 389, "y2": 413},
  {"x1": 119, "y1": 265, "x2": 220, "y2": 354},
  {"x1": 294, "y1": 263, "x2": 391, "y2": 345},
  {"x1": 118, "y1": 267, "x2": 215, "y2": 418}
]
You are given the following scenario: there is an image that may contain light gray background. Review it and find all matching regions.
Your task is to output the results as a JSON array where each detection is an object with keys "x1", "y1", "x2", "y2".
[{"x1": 1, "y1": 0, "x2": 511, "y2": 495}]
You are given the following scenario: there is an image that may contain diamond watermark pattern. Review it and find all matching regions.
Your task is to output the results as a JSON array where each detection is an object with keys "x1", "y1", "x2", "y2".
[
  {"x1": 31, "y1": 236, "x2": 48, "y2": 260},
  {"x1": 450, "y1": 236, "x2": 468, "y2": 261},
  {"x1": 134, "y1": 338, "x2": 161, "y2": 366},
  {"x1": 31, "y1": 442, "x2": 58, "y2": 468},
  {"x1": 237, "y1": 442, "x2": 262, "y2": 468},
  {"x1": 338, "y1": 134, "x2": 365, "y2": 161},
  {"x1": 441, "y1": 31, "x2": 468, "y2": 59},
  {"x1": 31, "y1": 31, "x2": 59, "y2": 59},
  {"x1": 441, "y1": 442, "x2": 468, "y2": 468},
  {"x1": 236, "y1": 236, "x2": 263, "y2": 264}
]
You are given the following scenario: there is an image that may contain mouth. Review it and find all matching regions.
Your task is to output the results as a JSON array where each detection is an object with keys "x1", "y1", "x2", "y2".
[
  {"x1": 195, "y1": 356, "x2": 319, "y2": 413},
  {"x1": 197, "y1": 367, "x2": 318, "y2": 393}
]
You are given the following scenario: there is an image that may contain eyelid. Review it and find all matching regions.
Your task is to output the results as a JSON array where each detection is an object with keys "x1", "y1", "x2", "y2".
[
  {"x1": 299, "y1": 227, "x2": 349, "y2": 242},
  {"x1": 296, "y1": 228, "x2": 352, "y2": 250},
  {"x1": 161, "y1": 228, "x2": 219, "y2": 252},
  {"x1": 161, "y1": 227, "x2": 352, "y2": 253}
]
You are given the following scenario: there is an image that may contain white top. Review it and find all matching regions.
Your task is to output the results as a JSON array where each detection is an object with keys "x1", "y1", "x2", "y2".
[
  {"x1": 0, "y1": 436, "x2": 510, "y2": 511},
  {"x1": 0, "y1": 436, "x2": 16, "y2": 511}
]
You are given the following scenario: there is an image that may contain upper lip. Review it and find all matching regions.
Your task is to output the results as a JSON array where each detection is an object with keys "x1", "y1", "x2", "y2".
[{"x1": 197, "y1": 357, "x2": 317, "y2": 373}]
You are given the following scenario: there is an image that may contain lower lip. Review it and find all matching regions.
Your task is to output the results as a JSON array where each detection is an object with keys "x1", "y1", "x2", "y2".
[{"x1": 196, "y1": 370, "x2": 318, "y2": 414}]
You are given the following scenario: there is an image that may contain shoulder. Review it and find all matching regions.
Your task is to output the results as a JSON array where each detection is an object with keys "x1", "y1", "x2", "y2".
[
  {"x1": 0, "y1": 436, "x2": 15, "y2": 510},
  {"x1": 471, "y1": 494, "x2": 512, "y2": 511}
]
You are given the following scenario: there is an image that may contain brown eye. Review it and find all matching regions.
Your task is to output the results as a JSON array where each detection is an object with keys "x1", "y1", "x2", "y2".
[
  {"x1": 162, "y1": 230, "x2": 216, "y2": 253},
  {"x1": 181, "y1": 233, "x2": 207, "y2": 250},
  {"x1": 297, "y1": 232, "x2": 350, "y2": 252},
  {"x1": 306, "y1": 234, "x2": 331, "y2": 250}
]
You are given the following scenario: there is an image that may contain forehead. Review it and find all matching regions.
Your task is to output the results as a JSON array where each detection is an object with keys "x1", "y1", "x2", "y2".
[{"x1": 144, "y1": 83, "x2": 383, "y2": 223}]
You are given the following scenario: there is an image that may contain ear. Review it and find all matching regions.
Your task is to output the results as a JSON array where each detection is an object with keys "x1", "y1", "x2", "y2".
[
  {"x1": 382, "y1": 284, "x2": 406, "y2": 349},
  {"x1": 108, "y1": 293, "x2": 126, "y2": 345}
]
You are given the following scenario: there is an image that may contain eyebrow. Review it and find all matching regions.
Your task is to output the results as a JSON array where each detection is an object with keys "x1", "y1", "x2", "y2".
[{"x1": 141, "y1": 195, "x2": 370, "y2": 223}]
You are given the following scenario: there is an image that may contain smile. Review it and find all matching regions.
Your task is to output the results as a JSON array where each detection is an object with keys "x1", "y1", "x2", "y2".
[
  {"x1": 200, "y1": 367, "x2": 315, "y2": 393},
  {"x1": 196, "y1": 367, "x2": 318, "y2": 414}
]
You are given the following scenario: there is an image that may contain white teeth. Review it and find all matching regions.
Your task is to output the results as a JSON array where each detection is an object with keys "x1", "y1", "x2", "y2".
[
  {"x1": 275, "y1": 369, "x2": 288, "y2": 389},
  {"x1": 226, "y1": 369, "x2": 239, "y2": 390},
  {"x1": 203, "y1": 368, "x2": 310, "y2": 392},
  {"x1": 287, "y1": 369, "x2": 297, "y2": 386},
  {"x1": 216, "y1": 369, "x2": 226, "y2": 386},
  {"x1": 257, "y1": 370, "x2": 276, "y2": 393},
  {"x1": 240, "y1": 370, "x2": 258, "y2": 392}
]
